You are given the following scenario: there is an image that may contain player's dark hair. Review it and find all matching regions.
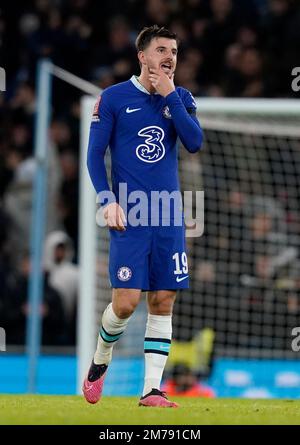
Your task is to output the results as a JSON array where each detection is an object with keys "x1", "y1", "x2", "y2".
[{"x1": 135, "y1": 25, "x2": 179, "y2": 52}]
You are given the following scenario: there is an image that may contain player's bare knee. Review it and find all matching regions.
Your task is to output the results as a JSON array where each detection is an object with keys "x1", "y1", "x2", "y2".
[
  {"x1": 112, "y1": 289, "x2": 140, "y2": 318},
  {"x1": 114, "y1": 305, "x2": 135, "y2": 319},
  {"x1": 113, "y1": 299, "x2": 137, "y2": 318},
  {"x1": 148, "y1": 292, "x2": 176, "y2": 315}
]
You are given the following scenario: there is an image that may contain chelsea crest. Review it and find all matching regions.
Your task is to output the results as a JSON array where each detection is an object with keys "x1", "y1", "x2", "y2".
[{"x1": 162, "y1": 106, "x2": 172, "y2": 119}]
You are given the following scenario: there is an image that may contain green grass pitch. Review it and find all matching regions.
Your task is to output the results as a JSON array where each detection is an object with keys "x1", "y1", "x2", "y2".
[{"x1": 0, "y1": 395, "x2": 299, "y2": 425}]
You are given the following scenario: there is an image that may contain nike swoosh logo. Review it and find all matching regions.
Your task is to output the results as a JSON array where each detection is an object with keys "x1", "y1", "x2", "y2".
[
  {"x1": 176, "y1": 275, "x2": 189, "y2": 283},
  {"x1": 126, "y1": 107, "x2": 141, "y2": 113},
  {"x1": 84, "y1": 382, "x2": 94, "y2": 392}
]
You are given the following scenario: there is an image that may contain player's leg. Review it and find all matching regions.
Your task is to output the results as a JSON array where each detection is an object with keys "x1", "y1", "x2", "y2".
[
  {"x1": 139, "y1": 290, "x2": 179, "y2": 408},
  {"x1": 83, "y1": 288, "x2": 141, "y2": 404},
  {"x1": 139, "y1": 224, "x2": 188, "y2": 407},
  {"x1": 100, "y1": 224, "x2": 149, "y2": 368},
  {"x1": 83, "y1": 225, "x2": 150, "y2": 404},
  {"x1": 94, "y1": 288, "x2": 141, "y2": 365}
]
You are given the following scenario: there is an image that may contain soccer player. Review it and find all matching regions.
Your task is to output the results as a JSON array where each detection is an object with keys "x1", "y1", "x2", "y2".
[{"x1": 83, "y1": 25, "x2": 203, "y2": 408}]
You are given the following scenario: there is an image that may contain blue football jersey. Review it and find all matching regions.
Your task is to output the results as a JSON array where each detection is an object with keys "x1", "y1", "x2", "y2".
[
  {"x1": 87, "y1": 76, "x2": 203, "y2": 289},
  {"x1": 87, "y1": 75, "x2": 202, "y2": 210}
]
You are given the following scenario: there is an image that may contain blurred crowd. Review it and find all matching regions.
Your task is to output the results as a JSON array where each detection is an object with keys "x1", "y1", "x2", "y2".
[{"x1": 0, "y1": 0, "x2": 300, "y2": 346}]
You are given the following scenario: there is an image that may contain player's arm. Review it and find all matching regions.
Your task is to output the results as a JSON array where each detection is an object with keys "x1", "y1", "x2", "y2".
[
  {"x1": 87, "y1": 92, "x2": 126, "y2": 231},
  {"x1": 165, "y1": 89, "x2": 202, "y2": 153},
  {"x1": 149, "y1": 69, "x2": 203, "y2": 153}
]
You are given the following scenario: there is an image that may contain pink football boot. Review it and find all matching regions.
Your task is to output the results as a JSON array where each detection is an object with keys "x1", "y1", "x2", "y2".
[
  {"x1": 139, "y1": 389, "x2": 179, "y2": 408},
  {"x1": 82, "y1": 361, "x2": 108, "y2": 404}
]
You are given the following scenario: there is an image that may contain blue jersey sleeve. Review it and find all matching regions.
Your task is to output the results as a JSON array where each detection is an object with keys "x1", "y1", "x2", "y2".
[
  {"x1": 86, "y1": 91, "x2": 116, "y2": 205},
  {"x1": 165, "y1": 89, "x2": 203, "y2": 153}
]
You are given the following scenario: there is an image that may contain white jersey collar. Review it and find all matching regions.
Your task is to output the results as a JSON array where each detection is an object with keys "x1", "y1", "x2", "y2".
[{"x1": 130, "y1": 75, "x2": 158, "y2": 95}]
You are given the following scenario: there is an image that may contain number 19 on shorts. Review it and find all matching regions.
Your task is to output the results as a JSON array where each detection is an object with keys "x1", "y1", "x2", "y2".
[{"x1": 172, "y1": 252, "x2": 188, "y2": 275}]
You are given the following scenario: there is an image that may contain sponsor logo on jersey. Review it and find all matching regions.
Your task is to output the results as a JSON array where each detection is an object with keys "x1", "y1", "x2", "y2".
[
  {"x1": 117, "y1": 266, "x2": 132, "y2": 281},
  {"x1": 136, "y1": 126, "x2": 166, "y2": 163}
]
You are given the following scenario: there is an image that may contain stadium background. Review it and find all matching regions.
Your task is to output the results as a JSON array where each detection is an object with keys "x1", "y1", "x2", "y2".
[{"x1": 0, "y1": 0, "x2": 300, "y2": 399}]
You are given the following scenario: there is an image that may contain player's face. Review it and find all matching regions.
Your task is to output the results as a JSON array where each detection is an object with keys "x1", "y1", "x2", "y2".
[{"x1": 141, "y1": 37, "x2": 178, "y2": 79}]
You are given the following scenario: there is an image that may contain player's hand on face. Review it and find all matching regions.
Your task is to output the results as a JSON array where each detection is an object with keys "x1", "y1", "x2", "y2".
[
  {"x1": 103, "y1": 202, "x2": 126, "y2": 231},
  {"x1": 148, "y1": 67, "x2": 175, "y2": 97}
]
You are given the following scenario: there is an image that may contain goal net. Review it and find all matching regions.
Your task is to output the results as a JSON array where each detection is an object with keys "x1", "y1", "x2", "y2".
[{"x1": 78, "y1": 97, "x2": 300, "y2": 396}]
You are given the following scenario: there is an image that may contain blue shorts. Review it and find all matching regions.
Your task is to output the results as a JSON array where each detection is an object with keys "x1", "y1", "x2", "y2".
[{"x1": 109, "y1": 223, "x2": 189, "y2": 291}]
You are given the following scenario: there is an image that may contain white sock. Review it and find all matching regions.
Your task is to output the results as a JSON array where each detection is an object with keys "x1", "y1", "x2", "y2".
[
  {"x1": 94, "y1": 303, "x2": 131, "y2": 365},
  {"x1": 143, "y1": 314, "x2": 172, "y2": 396}
]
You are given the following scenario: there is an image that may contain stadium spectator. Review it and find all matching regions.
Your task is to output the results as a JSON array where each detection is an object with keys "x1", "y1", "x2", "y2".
[
  {"x1": 0, "y1": 205, "x2": 11, "y2": 323},
  {"x1": 91, "y1": 16, "x2": 137, "y2": 84},
  {"x1": 4, "y1": 145, "x2": 36, "y2": 268},
  {"x1": 57, "y1": 150, "x2": 79, "y2": 254},
  {"x1": 43, "y1": 230, "x2": 79, "y2": 345},
  {"x1": 144, "y1": 0, "x2": 173, "y2": 27},
  {"x1": 3, "y1": 252, "x2": 67, "y2": 346},
  {"x1": 162, "y1": 364, "x2": 215, "y2": 397}
]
